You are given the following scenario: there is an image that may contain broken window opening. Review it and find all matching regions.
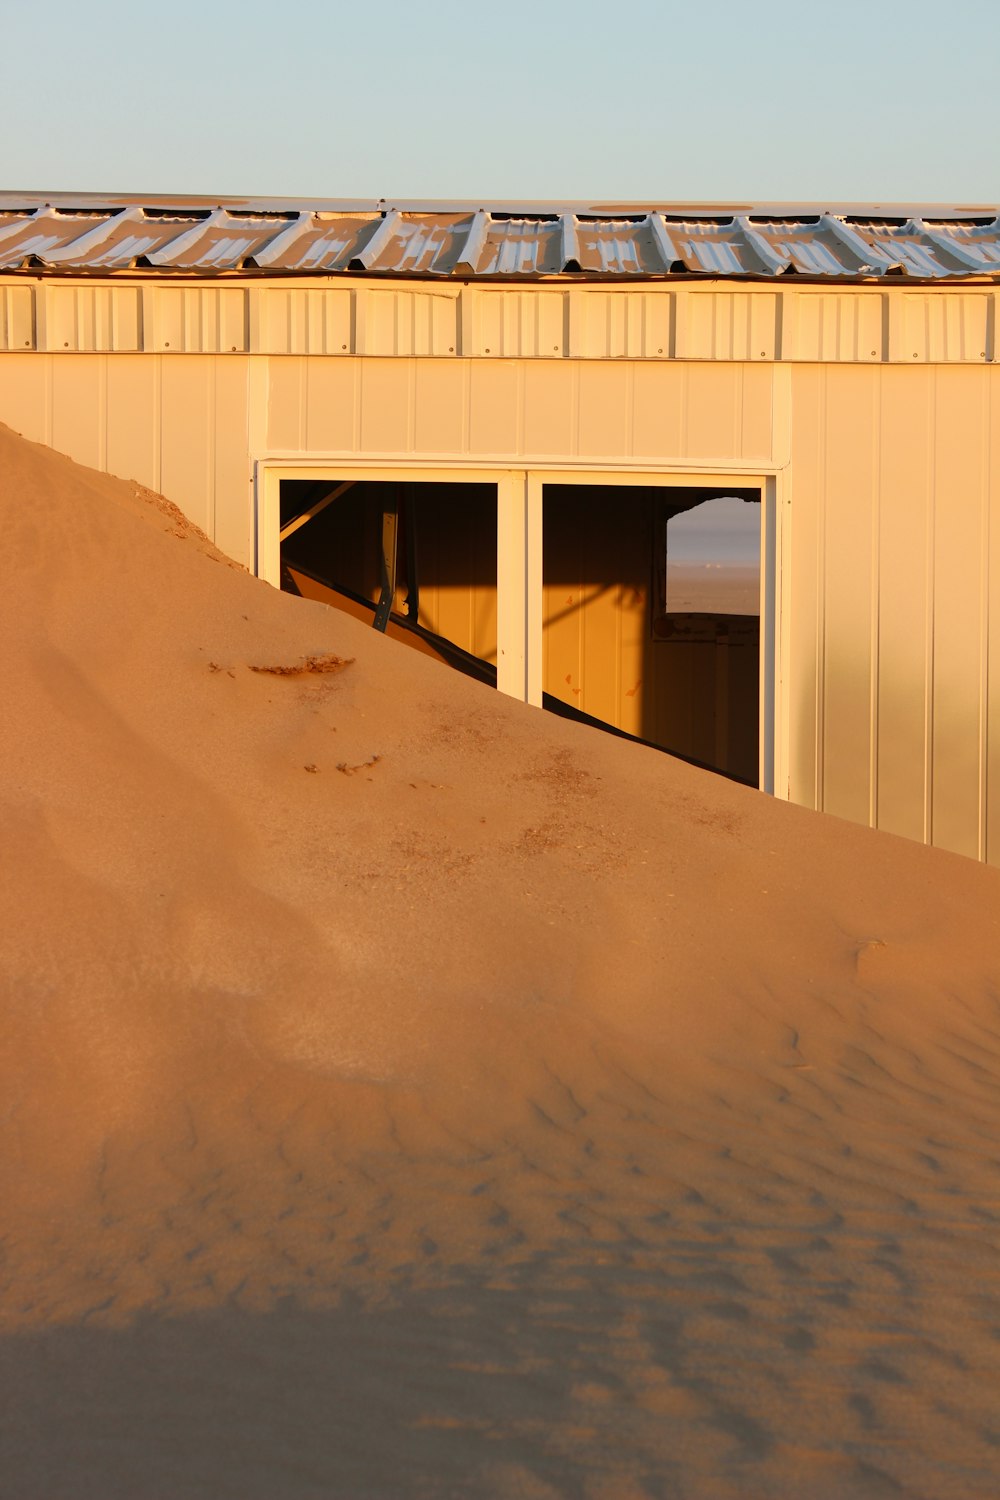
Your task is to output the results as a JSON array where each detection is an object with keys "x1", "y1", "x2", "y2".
[
  {"x1": 279, "y1": 478, "x2": 499, "y2": 687},
  {"x1": 653, "y1": 490, "x2": 761, "y2": 642},
  {"x1": 543, "y1": 483, "x2": 761, "y2": 785},
  {"x1": 277, "y1": 474, "x2": 765, "y2": 789}
]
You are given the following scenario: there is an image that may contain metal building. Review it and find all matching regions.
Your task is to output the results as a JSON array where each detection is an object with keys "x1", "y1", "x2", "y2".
[{"x1": 2, "y1": 192, "x2": 999, "y2": 861}]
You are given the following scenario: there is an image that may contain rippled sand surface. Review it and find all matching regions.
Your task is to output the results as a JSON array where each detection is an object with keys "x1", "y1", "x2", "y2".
[{"x1": 2, "y1": 425, "x2": 999, "y2": 1499}]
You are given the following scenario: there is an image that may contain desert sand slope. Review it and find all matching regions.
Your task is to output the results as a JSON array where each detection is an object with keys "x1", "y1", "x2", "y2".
[{"x1": 1, "y1": 423, "x2": 1000, "y2": 1499}]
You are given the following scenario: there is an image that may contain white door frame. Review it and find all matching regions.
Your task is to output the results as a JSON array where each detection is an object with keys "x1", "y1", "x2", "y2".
[
  {"x1": 254, "y1": 456, "x2": 788, "y2": 796},
  {"x1": 256, "y1": 460, "x2": 532, "y2": 701}
]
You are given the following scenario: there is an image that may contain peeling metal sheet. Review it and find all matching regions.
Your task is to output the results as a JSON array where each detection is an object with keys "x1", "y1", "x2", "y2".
[
  {"x1": 252, "y1": 213, "x2": 379, "y2": 272},
  {"x1": 0, "y1": 196, "x2": 997, "y2": 282},
  {"x1": 477, "y1": 218, "x2": 563, "y2": 275}
]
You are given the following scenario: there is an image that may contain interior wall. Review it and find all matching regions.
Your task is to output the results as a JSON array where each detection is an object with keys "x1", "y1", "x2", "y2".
[
  {"x1": 541, "y1": 485, "x2": 759, "y2": 782},
  {"x1": 410, "y1": 484, "x2": 497, "y2": 664},
  {"x1": 280, "y1": 480, "x2": 498, "y2": 665}
]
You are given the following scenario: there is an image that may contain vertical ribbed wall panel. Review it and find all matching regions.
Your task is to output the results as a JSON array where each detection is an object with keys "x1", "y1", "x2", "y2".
[
  {"x1": 158, "y1": 357, "x2": 216, "y2": 537},
  {"x1": 929, "y1": 366, "x2": 990, "y2": 858},
  {"x1": 894, "y1": 294, "x2": 991, "y2": 363},
  {"x1": 413, "y1": 360, "x2": 466, "y2": 453},
  {"x1": 573, "y1": 292, "x2": 671, "y2": 359},
  {"x1": 678, "y1": 292, "x2": 777, "y2": 361},
  {"x1": 142, "y1": 288, "x2": 248, "y2": 353},
  {"x1": 0, "y1": 352, "x2": 255, "y2": 569},
  {"x1": 0, "y1": 285, "x2": 33, "y2": 350},
  {"x1": 357, "y1": 359, "x2": 413, "y2": 452},
  {"x1": 50, "y1": 356, "x2": 105, "y2": 472},
  {"x1": 818, "y1": 366, "x2": 876, "y2": 828},
  {"x1": 106, "y1": 356, "x2": 159, "y2": 493},
  {"x1": 211, "y1": 358, "x2": 253, "y2": 566},
  {"x1": 791, "y1": 362, "x2": 1000, "y2": 863},
  {"x1": 786, "y1": 366, "x2": 826, "y2": 813},
  {"x1": 875, "y1": 366, "x2": 933, "y2": 845},
  {"x1": 522, "y1": 361, "x2": 575, "y2": 453},
  {"x1": 577, "y1": 361, "x2": 631, "y2": 457},
  {"x1": 250, "y1": 287, "x2": 353, "y2": 354},
  {"x1": 267, "y1": 354, "x2": 779, "y2": 465},
  {"x1": 631, "y1": 361, "x2": 685, "y2": 460},
  {"x1": 988, "y1": 376, "x2": 1000, "y2": 865},
  {"x1": 40, "y1": 286, "x2": 141, "y2": 352},
  {"x1": 0, "y1": 281, "x2": 995, "y2": 366},
  {"x1": 782, "y1": 292, "x2": 883, "y2": 363},
  {"x1": 463, "y1": 290, "x2": 566, "y2": 358},
  {"x1": 741, "y1": 365, "x2": 775, "y2": 460},
  {"x1": 266, "y1": 356, "x2": 307, "y2": 451},
  {"x1": 467, "y1": 360, "x2": 521, "y2": 453},
  {"x1": 363, "y1": 289, "x2": 458, "y2": 356},
  {"x1": 0, "y1": 354, "x2": 49, "y2": 442},
  {"x1": 301, "y1": 359, "x2": 358, "y2": 452}
]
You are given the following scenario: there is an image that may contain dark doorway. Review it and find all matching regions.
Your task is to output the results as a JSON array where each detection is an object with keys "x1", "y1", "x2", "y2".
[
  {"x1": 542, "y1": 484, "x2": 761, "y2": 784},
  {"x1": 279, "y1": 478, "x2": 498, "y2": 684},
  {"x1": 278, "y1": 475, "x2": 762, "y2": 786}
]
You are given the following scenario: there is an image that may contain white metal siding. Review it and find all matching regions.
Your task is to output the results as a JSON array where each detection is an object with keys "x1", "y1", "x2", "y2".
[
  {"x1": 1, "y1": 278, "x2": 998, "y2": 867},
  {"x1": 785, "y1": 362, "x2": 1000, "y2": 863},
  {"x1": 1, "y1": 279, "x2": 997, "y2": 364}
]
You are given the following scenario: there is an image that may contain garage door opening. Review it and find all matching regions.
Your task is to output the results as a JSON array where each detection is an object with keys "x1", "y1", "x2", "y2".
[
  {"x1": 542, "y1": 483, "x2": 761, "y2": 784},
  {"x1": 279, "y1": 477, "x2": 499, "y2": 684}
]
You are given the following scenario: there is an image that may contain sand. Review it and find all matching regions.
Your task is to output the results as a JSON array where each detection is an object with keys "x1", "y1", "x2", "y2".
[
  {"x1": 1, "y1": 422, "x2": 1000, "y2": 1499},
  {"x1": 664, "y1": 563, "x2": 760, "y2": 616}
]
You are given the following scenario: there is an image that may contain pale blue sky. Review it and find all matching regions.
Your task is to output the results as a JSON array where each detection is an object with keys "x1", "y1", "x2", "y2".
[
  {"x1": 668, "y1": 498, "x2": 761, "y2": 567},
  {"x1": 2, "y1": 0, "x2": 996, "y2": 204}
]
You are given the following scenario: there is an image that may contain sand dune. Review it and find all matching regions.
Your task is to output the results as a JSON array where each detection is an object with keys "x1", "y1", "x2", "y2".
[{"x1": 2, "y1": 423, "x2": 1000, "y2": 1498}]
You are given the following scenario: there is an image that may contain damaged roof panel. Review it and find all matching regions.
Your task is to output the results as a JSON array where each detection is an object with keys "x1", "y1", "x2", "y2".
[
  {"x1": 252, "y1": 213, "x2": 381, "y2": 271},
  {"x1": 0, "y1": 196, "x2": 997, "y2": 282}
]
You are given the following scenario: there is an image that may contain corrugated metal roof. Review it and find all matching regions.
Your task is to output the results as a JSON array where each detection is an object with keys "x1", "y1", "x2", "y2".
[{"x1": 0, "y1": 196, "x2": 998, "y2": 281}]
